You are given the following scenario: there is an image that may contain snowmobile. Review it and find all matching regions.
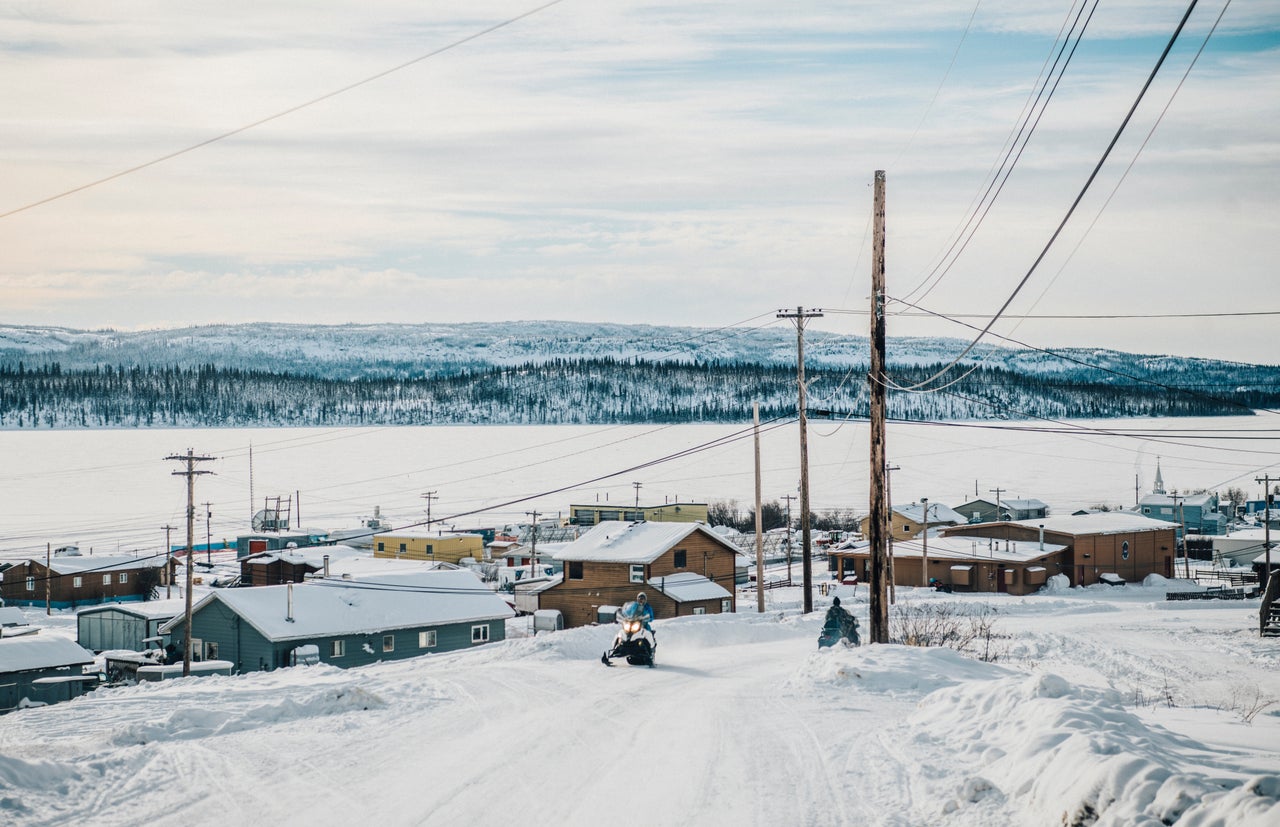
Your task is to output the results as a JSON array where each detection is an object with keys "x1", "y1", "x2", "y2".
[
  {"x1": 818, "y1": 602, "x2": 860, "y2": 649},
  {"x1": 601, "y1": 601, "x2": 656, "y2": 667}
]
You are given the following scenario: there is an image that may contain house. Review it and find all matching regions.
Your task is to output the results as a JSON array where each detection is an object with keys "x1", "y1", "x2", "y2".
[
  {"x1": 1138, "y1": 492, "x2": 1228, "y2": 536},
  {"x1": 1210, "y1": 529, "x2": 1273, "y2": 568},
  {"x1": 239, "y1": 543, "x2": 368, "y2": 586},
  {"x1": 568, "y1": 502, "x2": 709, "y2": 527},
  {"x1": 955, "y1": 497, "x2": 1049, "y2": 523},
  {"x1": 372, "y1": 530, "x2": 485, "y2": 565},
  {"x1": 0, "y1": 554, "x2": 174, "y2": 609},
  {"x1": 829, "y1": 534, "x2": 1069, "y2": 596},
  {"x1": 857, "y1": 503, "x2": 965, "y2": 541},
  {"x1": 158, "y1": 568, "x2": 513, "y2": 673},
  {"x1": 538, "y1": 521, "x2": 736, "y2": 628},
  {"x1": 0, "y1": 633, "x2": 98, "y2": 713},
  {"x1": 943, "y1": 512, "x2": 1178, "y2": 586},
  {"x1": 76, "y1": 599, "x2": 186, "y2": 653}
]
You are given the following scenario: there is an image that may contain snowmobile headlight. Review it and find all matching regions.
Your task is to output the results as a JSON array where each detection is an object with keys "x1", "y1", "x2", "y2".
[{"x1": 623, "y1": 620, "x2": 641, "y2": 634}]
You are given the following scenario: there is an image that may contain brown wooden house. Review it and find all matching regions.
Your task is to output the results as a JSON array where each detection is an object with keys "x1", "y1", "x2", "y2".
[
  {"x1": 830, "y1": 535, "x2": 1069, "y2": 596},
  {"x1": 942, "y1": 512, "x2": 1177, "y2": 586},
  {"x1": 0, "y1": 553, "x2": 173, "y2": 609},
  {"x1": 539, "y1": 521, "x2": 737, "y2": 628}
]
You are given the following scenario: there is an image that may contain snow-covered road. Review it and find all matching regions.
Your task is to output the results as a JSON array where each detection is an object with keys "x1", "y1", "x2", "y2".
[{"x1": 2, "y1": 583, "x2": 1278, "y2": 826}]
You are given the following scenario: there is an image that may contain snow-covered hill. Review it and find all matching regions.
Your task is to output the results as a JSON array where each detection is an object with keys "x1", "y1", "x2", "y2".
[{"x1": 1, "y1": 580, "x2": 1276, "y2": 825}]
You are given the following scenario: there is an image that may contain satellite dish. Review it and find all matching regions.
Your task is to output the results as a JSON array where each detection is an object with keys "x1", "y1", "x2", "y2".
[{"x1": 252, "y1": 510, "x2": 272, "y2": 532}]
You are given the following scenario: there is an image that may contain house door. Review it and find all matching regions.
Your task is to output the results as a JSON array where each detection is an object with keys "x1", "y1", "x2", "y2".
[
  {"x1": 249, "y1": 539, "x2": 268, "y2": 555},
  {"x1": 996, "y1": 569, "x2": 1008, "y2": 593},
  {"x1": 1164, "y1": 556, "x2": 1172, "y2": 578},
  {"x1": 1077, "y1": 565, "x2": 1085, "y2": 585}
]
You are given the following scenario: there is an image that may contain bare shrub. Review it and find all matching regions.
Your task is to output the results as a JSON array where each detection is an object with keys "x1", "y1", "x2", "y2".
[{"x1": 891, "y1": 603, "x2": 1003, "y2": 661}]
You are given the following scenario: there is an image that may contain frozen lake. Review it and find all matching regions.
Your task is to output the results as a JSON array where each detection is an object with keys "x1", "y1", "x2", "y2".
[{"x1": 1, "y1": 413, "x2": 1278, "y2": 560}]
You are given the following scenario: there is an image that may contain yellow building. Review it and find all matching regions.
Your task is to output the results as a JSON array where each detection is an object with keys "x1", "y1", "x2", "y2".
[
  {"x1": 569, "y1": 502, "x2": 708, "y2": 527},
  {"x1": 372, "y1": 530, "x2": 484, "y2": 564}
]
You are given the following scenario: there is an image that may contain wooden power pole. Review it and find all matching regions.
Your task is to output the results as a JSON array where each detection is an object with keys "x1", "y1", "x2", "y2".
[
  {"x1": 868, "y1": 169, "x2": 890, "y2": 644},
  {"x1": 778, "y1": 306, "x2": 823, "y2": 613},
  {"x1": 167, "y1": 449, "x2": 214, "y2": 677},
  {"x1": 754, "y1": 402, "x2": 765, "y2": 613}
]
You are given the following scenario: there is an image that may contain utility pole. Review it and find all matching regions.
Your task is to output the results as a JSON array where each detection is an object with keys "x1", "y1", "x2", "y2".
[
  {"x1": 989, "y1": 487, "x2": 1006, "y2": 522},
  {"x1": 778, "y1": 305, "x2": 823, "y2": 613},
  {"x1": 525, "y1": 510, "x2": 540, "y2": 571},
  {"x1": 421, "y1": 491, "x2": 438, "y2": 532},
  {"x1": 920, "y1": 497, "x2": 930, "y2": 587},
  {"x1": 753, "y1": 402, "x2": 765, "y2": 613},
  {"x1": 46, "y1": 543, "x2": 51, "y2": 616},
  {"x1": 202, "y1": 502, "x2": 213, "y2": 564},
  {"x1": 1256, "y1": 474, "x2": 1274, "y2": 589},
  {"x1": 885, "y1": 463, "x2": 901, "y2": 603},
  {"x1": 868, "y1": 168, "x2": 889, "y2": 644},
  {"x1": 1170, "y1": 493, "x2": 1187, "y2": 579},
  {"x1": 781, "y1": 494, "x2": 797, "y2": 584},
  {"x1": 633, "y1": 482, "x2": 642, "y2": 511},
  {"x1": 163, "y1": 524, "x2": 175, "y2": 598},
  {"x1": 167, "y1": 449, "x2": 214, "y2": 677}
]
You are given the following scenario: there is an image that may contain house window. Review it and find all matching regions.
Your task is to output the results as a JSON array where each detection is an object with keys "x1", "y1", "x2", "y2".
[
  {"x1": 103, "y1": 574, "x2": 112, "y2": 585},
  {"x1": 73, "y1": 576, "x2": 83, "y2": 588},
  {"x1": 205, "y1": 642, "x2": 219, "y2": 660},
  {"x1": 25, "y1": 576, "x2": 34, "y2": 591},
  {"x1": 693, "y1": 607, "x2": 706, "y2": 615},
  {"x1": 471, "y1": 624, "x2": 490, "y2": 643},
  {"x1": 624, "y1": 510, "x2": 643, "y2": 522},
  {"x1": 190, "y1": 638, "x2": 202, "y2": 661},
  {"x1": 1142, "y1": 507, "x2": 1150, "y2": 514},
  {"x1": 331, "y1": 640, "x2": 345, "y2": 657},
  {"x1": 426, "y1": 545, "x2": 433, "y2": 556},
  {"x1": 630, "y1": 564, "x2": 644, "y2": 584},
  {"x1": 568, "y1": 561, "x2": 584, "y2": 580},
  {"x1": 383, "y1": 635, "x2": 395, "y2": 652},
  {"x1": 673, "y1": 550, "x2": 687, "y2": 568},
  {"x1": 419, "y1": 630, "x2": 437, "y2": 648},
  {"x1": 377, "y1": 542, "x2": 385, "y2": 552},
  {"x1": 119, "y1": 572, "x2": 128, "y2": 584},
  {"x1": 721, "y1": 599, "x2": 731, "y2": 613},
  {"x1": 599, "y1": 510, "x2": 619, "y2": 521},
  {"x1": 398, "y1": 543, "x2": 407, "y2": 555}
]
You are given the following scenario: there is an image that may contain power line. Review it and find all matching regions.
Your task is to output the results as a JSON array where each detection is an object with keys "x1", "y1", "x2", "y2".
[
  {"x1": 0, "y1": 0, "x2": 567, "y2": 221},
  {"x1": 897, "y1": 0, "x2": 1205, "y2": 392}
]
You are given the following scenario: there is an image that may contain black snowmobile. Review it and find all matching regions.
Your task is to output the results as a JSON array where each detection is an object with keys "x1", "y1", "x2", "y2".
[
  {"x1": 818, "y1": 597, "x2": 860, "y2": 648},
  {"x1": 601, "y1": 601, "x2": 657, "y2": 667}
]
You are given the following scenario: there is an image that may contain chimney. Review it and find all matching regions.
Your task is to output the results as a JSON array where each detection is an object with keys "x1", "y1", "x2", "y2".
[
  {"x1": 323, "y1": 554, "x2": 330, "y2": 578},
  {"x1": 287, "y1": 583, "x2": 295, "y2": 622}
]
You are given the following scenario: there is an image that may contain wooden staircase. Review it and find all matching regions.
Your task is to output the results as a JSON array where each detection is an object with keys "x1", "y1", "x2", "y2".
[{"x1": 1262, "y1": 573, "x2": 1280, "y2": 637}]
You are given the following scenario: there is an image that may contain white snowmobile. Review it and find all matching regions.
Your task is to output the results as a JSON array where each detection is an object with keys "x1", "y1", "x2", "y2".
[{"x1": 601, "y1": 601, "x2": 656, "y2": 667}]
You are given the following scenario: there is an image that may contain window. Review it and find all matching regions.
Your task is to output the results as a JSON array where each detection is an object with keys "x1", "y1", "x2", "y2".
[
  {"x1": 425, "y1": 544, "x2": 434, "y2": 556},
  {"x1": 331, "y1": 640, "x2": 346, "y2": 657},
  {"x1": 419, "y1": 630, "x2": 437, "y2": 648},
  {"x1": 630, "y1": 564, "x2": 645, "y2": 584},
  {"x1": 573, "y1": 509, "x2": 596, "y2": 526},
  {"x1": 693, "y1": 607, "x2": 706, "y2": 615},
  {"x1": 119, "y1": 572, "x2": 128, "y2": 584},
  {"x1": 673, "y1": 550, "x2": 687, "y2": 568},
  {"x1": 25, "y1": 576, "x2": 34, "y2": 591},
  {"x1": 205, "y1": 642, "x2": 219, "y2": 660},
  {"x1": 377, "y1": 542, "x2": 385, "y2": 552},
  {"x1": 599, "y1": 510, "x2": 619, "y2": 521},
  {"x1": 398, "y1": 543, "x2": 407, "y2": 555},
  {"x1": 721, "y1": 599, "x2": 732, "y2": 613},
  {"x1": 190, "y1": 638, "x2": 202, "y2": 661},
  {"x1": 383, "y1": 634, "x2": 395, "y2": 653},
  {"x1": 73, "y1": 576, "x2": 83, "y2": 588},
  {"x1": 568, "y1": 561, "x2": 584, "y2": 580},
  {"x1": 471, "y1": 624, "x2": 490, "y2": 643},
  {"x1": 103, "y1": 573, "x2": 112, "y2": 586},
  {"x1": 624, "y1": 510, "x2": 643, "y2": 522}
]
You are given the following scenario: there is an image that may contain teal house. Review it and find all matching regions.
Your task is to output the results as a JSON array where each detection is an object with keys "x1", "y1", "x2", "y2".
[{"x1": 159, "y1": 568, "x2": 513, "y2": 673}]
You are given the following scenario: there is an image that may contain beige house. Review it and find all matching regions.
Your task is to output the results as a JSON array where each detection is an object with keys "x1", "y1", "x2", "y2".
[{"x1": 372, "y1": 530, "x2": 484, "y2": 564}]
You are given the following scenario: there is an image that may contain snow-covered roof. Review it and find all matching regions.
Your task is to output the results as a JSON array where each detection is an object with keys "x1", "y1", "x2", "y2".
[
  {"x1": 884, "y1": 536, "x2": 1066, "y2": 563},
  {"x1": 42, "y1": 554, "x2": 169, "y2": 574},
  {"x1": 1138, "y1": 492, "x2": 1216, "y2": 509},
  {"x1": 1010, "y1": 512, "x2": 1174, "y2": 536},
  {"x1": 161, "y1": 569, "x2": 513, "y2": 642},
  {"x1": 1003, "y1": 498, "x2": 1048, "y2": 511},
  {"x1": 554, "y1": 521, "x2": 735, "y2": 563},
  {"x1": 0, "y1": 633, "x2": 95, "y2": 673},
  {"x1": 0, "y1": 607, "x2": 29, "y2": 626},
  {"x1": 894, "y1": 503, "x2": 965, "y2": 525},
  {"x1": 648, "y1": 572, "x2": 732, "y2": 603},
  {"x1": 75, "y1": 598, "x2": 187, "y2": 621},
  {"x1": 370, "y1": 529, "x2": 482, "y2": 541},
  {"x1": 244, "y1": 544, "x2": 365, "y2": 566}
]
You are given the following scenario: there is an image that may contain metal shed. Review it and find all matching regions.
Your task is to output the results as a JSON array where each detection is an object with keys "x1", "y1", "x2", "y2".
[{"x1": 76, "y1": 600, "x2": 184, "y2": 653}]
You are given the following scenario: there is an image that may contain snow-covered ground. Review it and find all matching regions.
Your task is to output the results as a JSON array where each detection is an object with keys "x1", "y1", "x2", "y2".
[{"x1": 2, "y1": 578, "x2": 1278, "y2": 826}]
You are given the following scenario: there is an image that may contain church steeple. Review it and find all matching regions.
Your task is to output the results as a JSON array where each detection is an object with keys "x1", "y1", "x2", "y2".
[{"x1": 1154, "y1": 457, "x2": 1166, "y2": 495}]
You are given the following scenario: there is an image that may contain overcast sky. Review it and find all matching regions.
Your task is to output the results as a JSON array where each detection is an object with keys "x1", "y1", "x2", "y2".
[{"x1": 2, "y1": 1, "x2": 1277, "y2": 362}]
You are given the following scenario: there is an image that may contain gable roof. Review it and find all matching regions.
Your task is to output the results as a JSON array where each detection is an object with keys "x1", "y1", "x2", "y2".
[
  {"x1": 0, "y1": 634, "x2": 95, "y2": 673},
  {"x1": 161, "y1": 569, "x2": 513, "y2": 643},
  {"x1": 1012, "y1": 512, "x2": 1173, "y2": 535},
  {"x1": 554, "y1": 521, "x2": 736, "y2": 563},
  {"x1": 39, "y1": 554, "x2": 169, "y2": 575},
  {"x1": 1003, "y1": 498, "x2": 1049, "y2": 511},
  {"x1": 893, "y1": 503, "x2": 965, "y2": 525},
  {"x1": 75, "y1": 598, "x2": 187, "y2": 621}
]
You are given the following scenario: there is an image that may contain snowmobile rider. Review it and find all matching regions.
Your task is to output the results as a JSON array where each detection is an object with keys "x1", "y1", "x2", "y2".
[
  {"x1": 636, "y1": 592, "x2": 655, "y2": 630},
  {"x1": 823, "y1": 596, "x2": 858, "y2": 644}
]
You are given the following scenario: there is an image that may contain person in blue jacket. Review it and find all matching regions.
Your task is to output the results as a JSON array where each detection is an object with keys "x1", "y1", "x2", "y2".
[{"x1": 636, "y1": 592, "x2": 655, "y2": 629}]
